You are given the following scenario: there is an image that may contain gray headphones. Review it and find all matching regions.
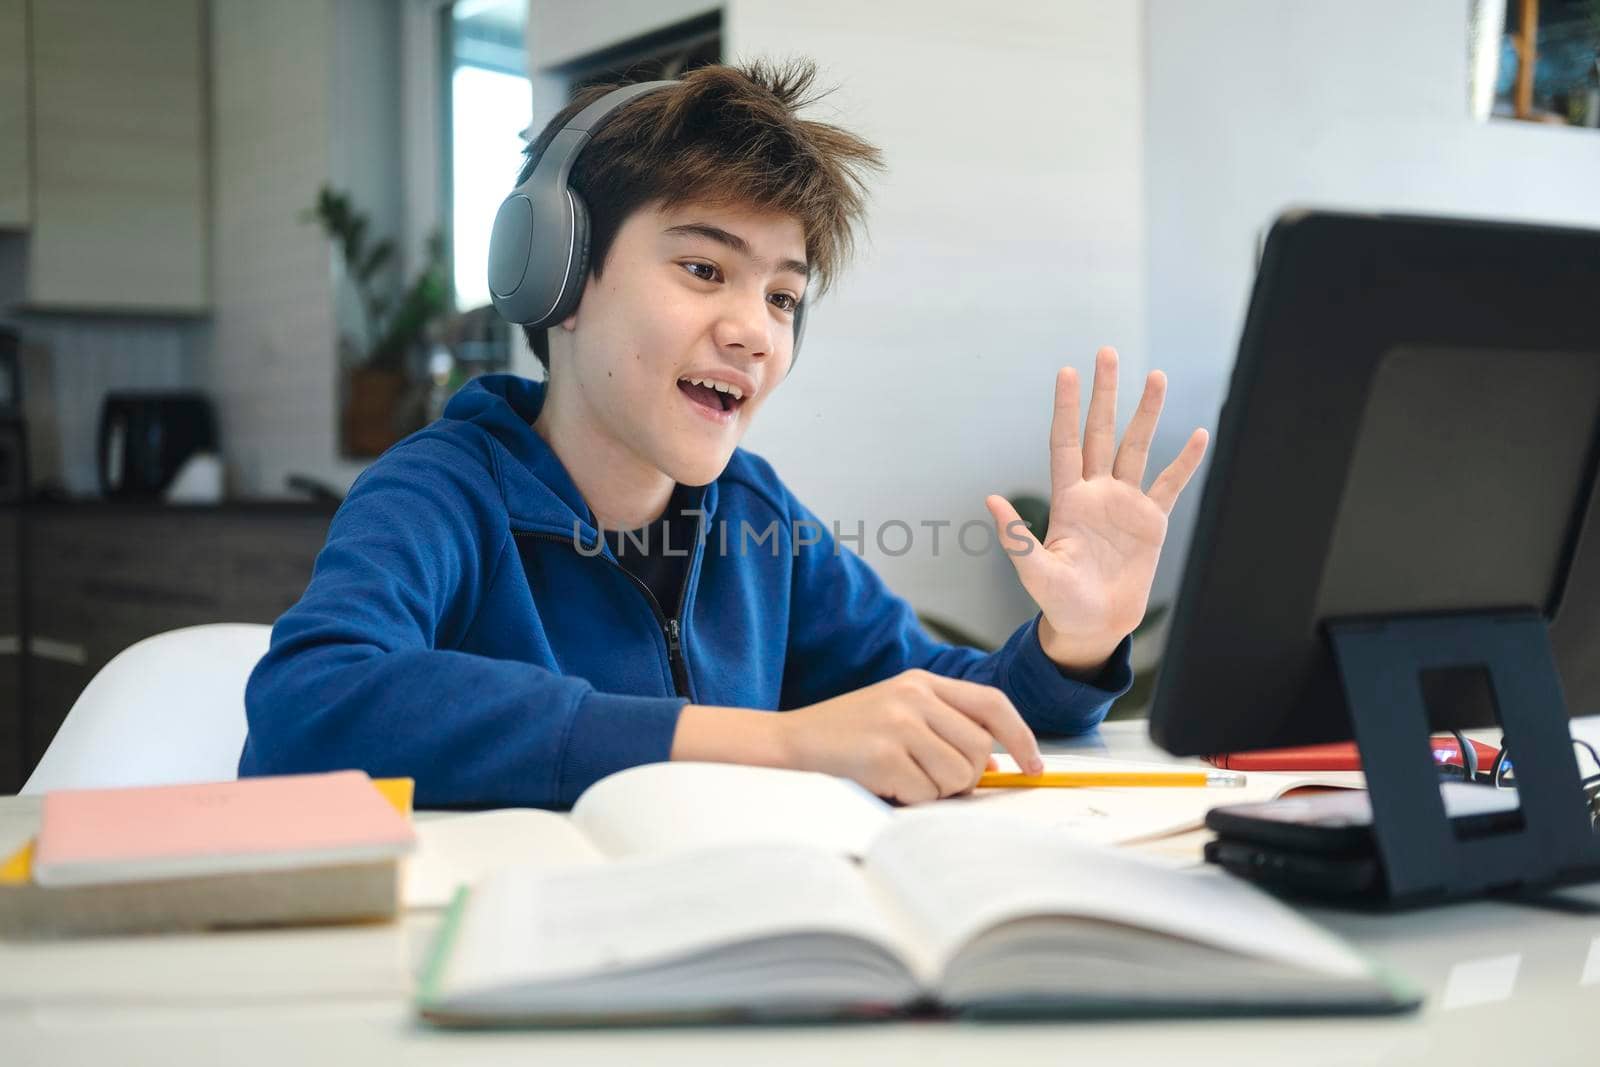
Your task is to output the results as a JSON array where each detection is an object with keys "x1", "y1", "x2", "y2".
[{"x1": 487, "y1": 80, "x2": 806, "y2": 359}]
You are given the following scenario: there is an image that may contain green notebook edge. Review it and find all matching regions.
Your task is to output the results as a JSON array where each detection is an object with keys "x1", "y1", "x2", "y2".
[
  {"x1": 414, "y1": 885, "x2": 471, "y2": 1014},
  {"x1": 1357, "y1": 943, "x2": 1426, "y2": 1013}
]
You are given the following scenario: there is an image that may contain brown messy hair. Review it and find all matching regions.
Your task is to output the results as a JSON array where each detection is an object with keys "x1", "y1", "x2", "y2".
[{"x1": 515, "y1": 57, "x2": 885, "y2": 370}]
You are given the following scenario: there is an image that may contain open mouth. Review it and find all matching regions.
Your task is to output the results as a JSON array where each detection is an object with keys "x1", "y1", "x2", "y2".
[{"x1": 677, "y1": 377, "x2": 746, "y2": 415}]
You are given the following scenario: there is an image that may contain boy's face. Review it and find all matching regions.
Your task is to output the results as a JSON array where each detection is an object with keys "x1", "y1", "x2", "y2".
[{"x1": 549, "y1": 199, "x2": 808, "y2": 487}]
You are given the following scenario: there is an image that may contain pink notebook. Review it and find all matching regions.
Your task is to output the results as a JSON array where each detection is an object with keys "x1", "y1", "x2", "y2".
[{"x1": 33, "y1": 770, "x2": 417, "y2": 888}]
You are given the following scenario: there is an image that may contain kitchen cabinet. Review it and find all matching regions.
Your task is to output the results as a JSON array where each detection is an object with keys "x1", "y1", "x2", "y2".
[
  {"x1": 7, "y1": 503, "x2": 335, "y2": 790},
  {"x1": 23, "y1": 0, "x2": 208, "y2": 312},
  {"x1": 0, "y1": 0, "x2": 27, "y2": 229}
]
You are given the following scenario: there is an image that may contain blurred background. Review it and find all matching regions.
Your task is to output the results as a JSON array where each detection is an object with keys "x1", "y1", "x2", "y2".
[{"x1": 0, "y1": 0, "x2": 1597, "y2": 788}]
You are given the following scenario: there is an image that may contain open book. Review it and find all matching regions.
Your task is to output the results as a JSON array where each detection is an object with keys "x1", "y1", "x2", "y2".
[
  {"x1": 416, "y1": 763, "x2": 1416, "y2": 1025},
  {"x1": 404, "y1": 755, "x2": 1363, "y2": 907}
]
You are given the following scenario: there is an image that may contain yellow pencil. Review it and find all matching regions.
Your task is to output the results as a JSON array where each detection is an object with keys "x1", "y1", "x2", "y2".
[{"x1": 977, "y1": 769, "x2": 1245, "y2": 789}]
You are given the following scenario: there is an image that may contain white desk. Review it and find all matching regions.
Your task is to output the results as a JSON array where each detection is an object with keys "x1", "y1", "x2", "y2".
[{"x1": 4, "y1": 722, "x2": 1598, "y2": 1066}]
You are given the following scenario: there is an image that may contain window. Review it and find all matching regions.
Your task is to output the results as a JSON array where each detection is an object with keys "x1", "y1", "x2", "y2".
[{"x1": 448, "y1": 1, "x2": 531, "y2": 311}]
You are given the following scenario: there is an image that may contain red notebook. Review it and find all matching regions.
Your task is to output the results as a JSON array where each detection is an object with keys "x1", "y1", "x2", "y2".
[
  {"x1": 32, "y1": 770, "x2": 417, "y2": 888},
  {"x1": 1207, "y1": 738, "x2": 1499, "y2": 772}
]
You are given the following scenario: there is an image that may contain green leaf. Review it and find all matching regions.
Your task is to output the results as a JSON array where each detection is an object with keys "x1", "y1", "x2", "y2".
[
  {"x1": 359, "y1": 239, "x2": 395, "y2": 284},
  {"x1": 303, "y1": 187, "x2": 453, "y2": 370},
  {"x1": 344, "y1": 217, "x2": 368, "y2": 273},
  {"x1": 424, "y1": 229, "x2": 447, "y2": 263}
]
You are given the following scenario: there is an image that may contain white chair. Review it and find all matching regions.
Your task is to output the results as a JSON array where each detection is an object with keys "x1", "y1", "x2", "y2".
[{"x1": 21, "y1": 623, "x2": 272, "y2": 794}]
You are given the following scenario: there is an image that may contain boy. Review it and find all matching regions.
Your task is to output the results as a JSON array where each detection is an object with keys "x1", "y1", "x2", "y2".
[{"x1": 239, "y1": 60, "x2": 1208, "y2": 808}]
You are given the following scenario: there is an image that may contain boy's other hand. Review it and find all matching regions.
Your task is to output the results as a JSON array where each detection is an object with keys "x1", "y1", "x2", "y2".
[
  {"x1": 984, "y1": 347, "x2": 1209, "y2": 675},
  {"x1": 776, "y1": 670, "x2": 1041, "y2": 805}
]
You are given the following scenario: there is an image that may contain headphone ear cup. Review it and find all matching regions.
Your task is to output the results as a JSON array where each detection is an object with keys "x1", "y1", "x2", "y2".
[{"x1": 545, "y1": 191, "x2": 592, "y2": 328}]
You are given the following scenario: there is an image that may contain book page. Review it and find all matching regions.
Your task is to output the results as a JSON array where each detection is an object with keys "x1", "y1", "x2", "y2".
[
  {"x1": 927, "y1": 753, "x2": 1362, "y2": 846},
  {"x1": 864, "y1": 811, "x2": 1370, "y2": 980},
  {"x1": 406, "y1": 810, "x2": 604, "y2": 909},
  {"x1": 915, "y1": 772, "x2": 1214, "y2": 846},
  {"x1": 438, "y1": 842, "x2": 923, "y2": 1000},
  {"x1": 570, "y1": 762, "x2": 892, "y2": 862}
]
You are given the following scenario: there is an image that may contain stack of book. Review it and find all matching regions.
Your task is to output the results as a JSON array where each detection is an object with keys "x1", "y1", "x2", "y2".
[{"x1": 0, "y1": 770, "x2": 416, "y2": 938}]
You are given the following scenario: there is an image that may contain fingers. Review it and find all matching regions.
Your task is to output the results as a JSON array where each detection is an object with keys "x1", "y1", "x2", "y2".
[
  {"x1": 923, "y1": 702, "x2": 1000, "y2": 797},
  {"x1": 920, "y1": 673, "x2": 1043, "y2": 775},
  {"x1": 853, "y1": 672, "x2": 1040, "y2": 804},
  {"x1": 1065, "y1": 352, "x2": 1199, "y2": 502},
  {"x1": 983, "y1": 494, "x2": 1049, "y2": 585},
  {"x1": 1147, "y1": 427, "x2": 1210, "y2": 513},
  {"x1": 881, "y1": 750, "x2": 942, "y2": 806},
  {"x1": 886, "y1": 685, "x2": 1017, "y2": 803},
  {"x1": 1112, "y1": 371, "x2": 1167, "y2": 486},
  {"x1": 922, "y1": 699, "x2": 998, "y2": 780},
  {"x1": 1049, "y1": 366, "x2": 1083, "y2": 500},
  {"x1": 1080, "y1": 346, "x2": 1119, "y2": 478},
  {"x1": 903, "y1": 726, "x2": 982, "y2": 802}
]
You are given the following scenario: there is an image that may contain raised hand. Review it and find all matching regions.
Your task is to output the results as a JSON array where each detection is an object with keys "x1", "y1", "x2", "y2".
[{"x1": 984, "y1": 346, "x2": 1209, "y2": 674}]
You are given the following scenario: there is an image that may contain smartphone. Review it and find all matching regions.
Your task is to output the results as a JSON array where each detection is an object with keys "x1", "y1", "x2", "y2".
[{"x1": 1204, "y1": 784, "x2": 1525, "y2": 900}]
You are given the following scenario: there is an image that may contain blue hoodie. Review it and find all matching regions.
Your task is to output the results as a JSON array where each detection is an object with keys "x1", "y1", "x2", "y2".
[{"x1": 239, "y1": 375, "x2": 1132, "y2": 808}]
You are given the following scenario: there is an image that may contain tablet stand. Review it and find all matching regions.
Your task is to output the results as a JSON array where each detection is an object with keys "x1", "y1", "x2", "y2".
[{"x1": 1325, "y1": 612, "x2": 1600, "y2": 905}]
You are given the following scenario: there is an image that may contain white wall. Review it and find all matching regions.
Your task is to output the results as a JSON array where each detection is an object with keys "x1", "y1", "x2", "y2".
[
  {"x1": 1144, "y1": 0, "x2": 1600, "y2": 610},
  {"x1": 211, "y1": 0, "x2": 352, "y2": 498},
  {"x1": 399, "y1": 0, "x2": 450, "y2": 281},
  {"x1": 733, "y1": 2, "x2": 1147, "y2": 645},
  {"x1": 330, "y1": 0, "x2": 404, "y2": 298},
  {"x1": 526, "y1": 1, "x2": 1148, "y2": 646},
  {"x1": 210, "y1": 0, "x2": 402, "y2": 499}
]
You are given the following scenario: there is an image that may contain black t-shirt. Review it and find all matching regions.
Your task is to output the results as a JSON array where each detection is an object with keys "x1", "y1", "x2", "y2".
[{"x1": 599, "y1": 482, "x2": 705, "y2": 617}]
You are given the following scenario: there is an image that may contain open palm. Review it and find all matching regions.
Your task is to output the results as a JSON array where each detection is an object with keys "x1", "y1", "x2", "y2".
[{"x1": 985, "y1": 347, "x2": 1209, "y2": 671}]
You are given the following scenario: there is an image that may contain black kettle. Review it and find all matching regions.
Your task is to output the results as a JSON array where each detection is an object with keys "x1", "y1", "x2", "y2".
[{"x1": 97, "y1": 391, "x2": 219, "y2": 498}]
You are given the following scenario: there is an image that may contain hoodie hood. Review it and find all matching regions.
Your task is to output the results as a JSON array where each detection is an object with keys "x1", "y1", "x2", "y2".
[{"x1": 436, "y1": 374, "x2": 719, "y2": 538}]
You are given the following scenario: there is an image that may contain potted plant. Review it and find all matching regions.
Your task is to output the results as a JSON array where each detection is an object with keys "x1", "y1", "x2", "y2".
[{"x1": 303, "y1": 186, "x2": 452, "y2": 457}]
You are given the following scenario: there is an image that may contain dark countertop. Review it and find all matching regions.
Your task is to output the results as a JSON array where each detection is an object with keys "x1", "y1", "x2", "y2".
[{"x1": 4, "y1": 495, "x2": 342, "y2": 516}]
